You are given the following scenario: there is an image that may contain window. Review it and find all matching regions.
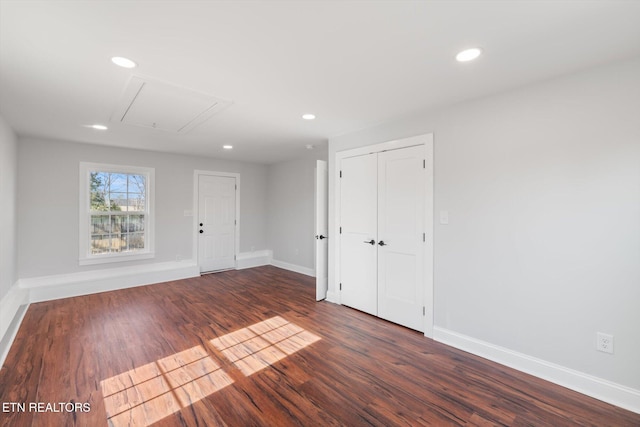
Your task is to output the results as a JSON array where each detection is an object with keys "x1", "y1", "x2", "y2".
[{"x1": 79, "y1": 162, "x2": 154, "y2": 265}]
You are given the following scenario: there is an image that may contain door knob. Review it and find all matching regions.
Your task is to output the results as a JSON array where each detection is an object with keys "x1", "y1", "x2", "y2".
[
  {"x1": 378, "y1": 240, "x2": 387, "y2": 246},
  {"x1": 199, "y1": 230, "x2": 204, "y2": 234},
  {"x1": 200, "y1": 223, "x2": 203, "y2": 226},
  {"x1": 319, "y1": 235, "x2": 326, "y2": 240},
  {"x1": 363, "y1": 239, "x2": 375, "y2": 245}
]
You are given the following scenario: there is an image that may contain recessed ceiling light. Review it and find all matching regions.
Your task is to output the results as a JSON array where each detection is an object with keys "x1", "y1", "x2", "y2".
[
  {"x1": 90, "y1": 124, "x2": 108, "y2": 130},
  {"x1": 456, "y1": 48, "x2": 482, "y2": 62},
  {"x1": 111, "y1": 56, "x2": 137, "y2": 68},
  {"x1": 302, "y1": 114, "x2": 316, "y2": 120},
  {"x1": 223, "y1": 145, "x2": 233, "y2": 150}
]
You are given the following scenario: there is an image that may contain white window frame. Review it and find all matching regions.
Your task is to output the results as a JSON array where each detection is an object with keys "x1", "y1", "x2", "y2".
[{"x1": 79, "y1": 162, "x2": 155, "y2": 265}]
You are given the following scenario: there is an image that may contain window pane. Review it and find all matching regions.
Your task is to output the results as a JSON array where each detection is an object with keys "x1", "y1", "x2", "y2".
[
  {"x1": 129, "y1": 214, "x2": 145, "y2": 232},
  {"x1": 109, "y1": 173, "x2": 127, "y2": 193},
  {"x1": 126, "y1": 194, "x2": 145, "y2": 211},
  {"x1": 111, "y1": 233, "x2": 126, "y2": 253},
  {"x1": 109, "y1": 193, "x2": 126, "y2": 211},
  {"x1": 111, "y1": 215, "x2": 125, "y2": 234},
  {"x1": 128, "y1": 174, "x2": 146, "y2": 196},
  {"x1": 91, "y1": 235, "x2": 111, "y2": 254},
  {"x1": 126, "y1": 232, "x2": 145, "y2": 250},
  {"x1": 90, "y1": 172, "x2": 147, "y2": 213},
  {"x1": 90, "y1": 172, "x2": 109, "y2": 211},
  {"x1": 91, "y1": 215, "x2": 110, "y2": 234}
]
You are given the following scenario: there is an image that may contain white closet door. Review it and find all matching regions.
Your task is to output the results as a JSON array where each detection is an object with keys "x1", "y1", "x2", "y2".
[
  {"x1": 198, "y1": 175, "x2": 236, "y2": 272},
  {"x1": 339, "y1": 153, "x2": 378, "y2": 315},
  {"x1": 377, "y1": 145, "x2": 425, "y2": 331}
]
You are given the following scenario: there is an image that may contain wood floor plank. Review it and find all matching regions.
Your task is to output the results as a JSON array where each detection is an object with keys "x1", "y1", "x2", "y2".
[{"x1": 1, "y1": 265, "x2": 638, "y2": 426}]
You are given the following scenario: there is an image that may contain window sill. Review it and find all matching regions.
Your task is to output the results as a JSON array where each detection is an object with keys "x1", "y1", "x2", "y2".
[{"x1": 79, "y1": 252, "x2": 155, "y2": 266}]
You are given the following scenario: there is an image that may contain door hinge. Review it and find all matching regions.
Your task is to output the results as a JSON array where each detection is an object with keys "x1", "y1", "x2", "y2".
[
  {"x1": 423, "y1": 232, "x2": 425, "y2": 242},
  {"x1": 423, "y1": 306, "x2": 426, "y2": 316},
  {"x1": 235, "y1": 220, "x2": 237, "y2": 225},
  {"x1": 340, "y1": 283, "x2": 342, "y2": 290},
  {"x1": 339, "y1": 226, "x2": 342, "y2": 234},
  {"x1": 423, "y1": 159, "x2": 426, "y2": 169},
  {"x1": 234, "y1": 255, "x2": 237, "y2": 260},
  {"x1": 339, "y1": 170, "x2": 342, "y2": 178}
]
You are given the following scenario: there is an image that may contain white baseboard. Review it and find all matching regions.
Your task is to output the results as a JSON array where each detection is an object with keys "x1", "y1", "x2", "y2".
[
  {"x1": 433, "y1": 326, "x2": 640, "y2": 414},
  {"x1": 0, "y1": 281, "x2": 28, "y2": 339},
  {"x1": 0, "y1": 281, "x2": 29, "y2": 366},
  {"x1": 19, "y1": 260, "x2": 200, "y2": 303},
  {"x1": 236, "y1": 250, "x2": 272, "y2": 270},
  {"x1": 271, "y1": 259, "x2": 315, "y2": 277}
]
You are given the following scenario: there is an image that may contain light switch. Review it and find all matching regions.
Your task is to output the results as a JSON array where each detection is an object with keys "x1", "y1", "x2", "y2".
[{"x1": 440, "y1": 210, "x2": 449, "y2": 225}]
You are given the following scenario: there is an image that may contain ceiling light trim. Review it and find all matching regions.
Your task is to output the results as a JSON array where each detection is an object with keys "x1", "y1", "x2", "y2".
[
  {"x1": 456, "y1": 47, "x2": 482, "y2": 62},
  {"x1": 111, "y1": 56, "x2": 137, "y2": 68}
]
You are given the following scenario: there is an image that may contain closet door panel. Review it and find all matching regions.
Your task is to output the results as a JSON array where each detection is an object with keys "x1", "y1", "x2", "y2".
[
  {"x1": 378, "y1": 145, "x2": 425, "y2": 331},
  {"x1": 339, "y1": 153, "x2": 378, "y2": 315}
]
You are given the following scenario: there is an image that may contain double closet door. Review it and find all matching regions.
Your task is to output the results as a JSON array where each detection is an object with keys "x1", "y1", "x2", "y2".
[{"x1": 339, "y1": 144, "x2": 426, "y2": 332}]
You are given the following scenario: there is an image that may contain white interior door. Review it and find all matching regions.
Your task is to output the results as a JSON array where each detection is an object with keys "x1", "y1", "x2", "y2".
[
  {"x1": 339, "y1": 153, "x2": 378, "y2": 315},
  {"x1": 198, "y1": 175, "x2": 236, "y2": 273},
  {"x1": 315, "y1": 160, "x2": 328, "y2": 301},
  {"x1": 377, "y1": 146, "x2": 425, "y2": 331}
]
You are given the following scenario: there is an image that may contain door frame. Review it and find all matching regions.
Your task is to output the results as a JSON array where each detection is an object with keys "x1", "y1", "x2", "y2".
[
  {"x1": 334, "y1": 133, "x2": 434, "y2": 337},
  {"x1": 193, "y1": 170, "x2": 240, "y2": 272}
]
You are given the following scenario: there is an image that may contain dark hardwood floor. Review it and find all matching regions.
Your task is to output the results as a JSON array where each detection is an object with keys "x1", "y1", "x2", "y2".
[{"x1": 1, "y1": 266, "x2": 638, "y2": 426}]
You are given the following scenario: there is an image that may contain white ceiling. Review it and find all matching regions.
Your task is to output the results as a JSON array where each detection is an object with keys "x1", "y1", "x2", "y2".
[{"x1": 1, "y1": 1, "x2": 639, "y2": 164}]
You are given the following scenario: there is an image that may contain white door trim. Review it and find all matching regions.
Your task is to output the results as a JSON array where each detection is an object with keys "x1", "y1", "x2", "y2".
[
  {"x1": 334, "y1": 133, "x2": 434, "y2": 337},
  {"x1": 193, "y1": 170, "x2": 240, "y2": 271}
]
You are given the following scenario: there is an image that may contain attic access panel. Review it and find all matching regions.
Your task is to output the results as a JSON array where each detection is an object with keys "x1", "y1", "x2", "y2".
[{"x1": 112, "y1": 76, "x2": 231, "y2": 133}]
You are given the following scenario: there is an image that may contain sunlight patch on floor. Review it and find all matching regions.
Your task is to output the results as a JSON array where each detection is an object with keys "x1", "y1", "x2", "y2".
[
  {"x1": 100, "y1": 345, "x2": 234, "y2": 427},
  {"x1": 100, "y1": 316, "x2": 320, "y2": 426},
  {"x1": 211, "y1": 315, "x2": 321, "y2": 376}
]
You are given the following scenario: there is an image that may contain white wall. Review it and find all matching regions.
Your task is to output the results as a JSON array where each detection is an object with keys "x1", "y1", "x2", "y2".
[
  {"x1": 267, "y1": 150, "x2": 327, "y2": 272},
  {"x1": 17, "y1": 137, "x2": 269, "y2": 278},
  {"x1": 0, "y1": 115, "x2": 18, "y2": 300},
  {"x1": 328, "y1": 58, "x2": 640, "y2": 391}
]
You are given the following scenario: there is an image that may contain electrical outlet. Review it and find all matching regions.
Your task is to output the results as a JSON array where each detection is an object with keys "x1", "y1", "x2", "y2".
[{"x1": 596, "y1": 332, "x2": 614, "y2": 354}]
